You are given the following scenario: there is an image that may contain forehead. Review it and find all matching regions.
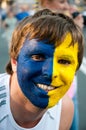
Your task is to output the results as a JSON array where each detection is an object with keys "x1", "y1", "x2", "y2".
[
  {"x1": 55, "y1": 33, "x2": 78, "y2": 56},
  {"x1": 20, "y1": 39, "x2": 55, "y2": 55},
  {"x1": 56, "y1": 33, "x2": 76, "y2": 47},
  {"x1": 59, "y1": 33, "x2": 72, "y2": 47},
  {"x1": 22, "y1": 33, "x2": 74, "y2": 49},
  {"x1": 21, "y1": 33, "x2": 77, "y2": 53}
]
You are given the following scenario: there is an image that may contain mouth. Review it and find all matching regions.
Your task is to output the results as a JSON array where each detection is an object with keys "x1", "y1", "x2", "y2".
[{"x1": 37, "y1": 84, "x2": 57, "y2": 92}]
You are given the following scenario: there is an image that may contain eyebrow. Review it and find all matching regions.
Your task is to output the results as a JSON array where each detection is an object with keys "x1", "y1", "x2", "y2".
[{"x1": 58, "y1": 55, "x2": 75, "y2": 60}]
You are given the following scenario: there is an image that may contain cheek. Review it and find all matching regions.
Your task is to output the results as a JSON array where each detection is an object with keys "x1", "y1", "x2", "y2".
[
  {"x1": 17, "y1": 58, "x2": 40, "y2": 79},
  {"x1": 60, "y1": 68, "x2": 76, "y2": 85},
  {"x1": 17, "y1": 64, "x2": 29, "y2": 86},
  {"x1": 47, "y1": 65, "x2": 76, "y2": 108},
  {"x1": 17, "y1": 59, "x2": 33, "y2": 85}
]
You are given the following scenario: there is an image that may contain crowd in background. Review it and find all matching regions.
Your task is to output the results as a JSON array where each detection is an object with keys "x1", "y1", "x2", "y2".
[
  {"x1": 0, "y1": 0, "x2": 86, "y2": 43},
  {"x1": 0, "y1": 1, "x2": 34, "y2": 43}
]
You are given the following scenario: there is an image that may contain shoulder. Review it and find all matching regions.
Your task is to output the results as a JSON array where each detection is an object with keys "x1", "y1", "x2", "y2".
[
  {"x1": 0, "y1": 73, "x2": 10, "y2": 83},
  {"x1": 0, "y1": 73, "x2": 8, "y2": 80},
  {"x1": 59, "y1": 94, "x2": 74, "y2": 130},
  {"x1": 0, "y1": 73, "x2": 10, "y2": 121}
]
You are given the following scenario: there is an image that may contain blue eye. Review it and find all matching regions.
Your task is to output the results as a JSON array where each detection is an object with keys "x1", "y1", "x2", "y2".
[
  {"x1": 31, "y1": 54, "x2": 45, "y2": 61},
  {"x1": 58, "y1": 59, "x2": 71, "y2": 65}
]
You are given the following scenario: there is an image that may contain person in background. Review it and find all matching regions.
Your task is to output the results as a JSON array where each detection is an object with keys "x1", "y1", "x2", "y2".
[
  {"x1": 38, "y1": 0, "x2": 84, "y2": 29},
  {"x1": 0, "y1": 9, "x2": 84, "y2": 130},
  {"x1": 15, "y1": 4, "x2": 30, "y2": 21},
  {"x1": 69, "y1": 4, "x2": 84, "y2": 29},
  {"x1": 2, "y1": 7, "x2": 17, "y2": 43},
  {"x1": 38, "y1": 0, "x2": 70, "y2": 11}
]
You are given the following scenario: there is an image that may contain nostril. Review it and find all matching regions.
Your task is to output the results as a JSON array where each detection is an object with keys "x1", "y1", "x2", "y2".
[
  {"x1": 53, "y1": 75, "x2": 57, "y2": 78},
  {"x1": 43, "y1": 74, "x2": 49, "y2": 78},
  {"x1": 42, "y1": 73, "x2": 52, "y2": 81}
]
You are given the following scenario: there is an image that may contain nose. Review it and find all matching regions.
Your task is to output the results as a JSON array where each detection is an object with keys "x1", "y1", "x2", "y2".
[{"x1": 42, "y1": 58, "x2": 53, "y2": 80}]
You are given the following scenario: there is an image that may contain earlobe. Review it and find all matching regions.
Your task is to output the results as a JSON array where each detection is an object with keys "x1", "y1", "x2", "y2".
[{"x1": 11, "y1": 58, "x2": 17, "y2": 72}]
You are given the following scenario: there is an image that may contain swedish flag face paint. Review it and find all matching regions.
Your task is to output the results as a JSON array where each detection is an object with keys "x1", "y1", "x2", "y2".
[{"x1": 17, "y1": 34, "x2": 78, "y2": 109}]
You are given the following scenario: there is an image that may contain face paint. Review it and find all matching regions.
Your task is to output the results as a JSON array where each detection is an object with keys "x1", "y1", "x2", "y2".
[
  {"x1": 17, "y1": 33, "x2": 78, "y2": 109},
  {"x1": 17, "y1": 39, "x2": 54, "y2": 108},
  {"x1": 47, "y1": 33, "x2": 78, "y2": 108}
]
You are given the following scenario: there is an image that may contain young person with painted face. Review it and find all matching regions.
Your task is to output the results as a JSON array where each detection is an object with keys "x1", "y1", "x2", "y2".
[{"x1": 0, "y1": 9, "x2": 84, "y2": 130}]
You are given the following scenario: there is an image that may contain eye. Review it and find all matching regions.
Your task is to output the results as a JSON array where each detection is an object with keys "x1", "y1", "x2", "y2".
[
  {"x1": 31, "y1": 54, "x2": 45, "y2": 61},
  {"x1": 59, "y1": 0, "x2": 65, "y2": 3},
  {"x1": 58, "y1": 59, "x2": 71, "y2": 65}
]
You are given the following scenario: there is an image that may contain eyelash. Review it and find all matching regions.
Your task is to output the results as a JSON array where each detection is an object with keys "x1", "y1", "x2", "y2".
[
  {"x1": 31, "y1": 54, "x2": 45, "y2": 61},
  {"x1": 58, "y1": 59, "x2": 71, "y2": 65}
]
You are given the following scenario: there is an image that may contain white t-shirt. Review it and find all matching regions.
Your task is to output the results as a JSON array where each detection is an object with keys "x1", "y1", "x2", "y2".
[{"x1": 0, "y1": 73, "x2": 62, "y2": 130}]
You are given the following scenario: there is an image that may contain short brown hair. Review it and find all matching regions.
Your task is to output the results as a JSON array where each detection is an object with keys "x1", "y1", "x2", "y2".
[{"x1": 6, "y1": 9, "x2": 84, "y2": 74}]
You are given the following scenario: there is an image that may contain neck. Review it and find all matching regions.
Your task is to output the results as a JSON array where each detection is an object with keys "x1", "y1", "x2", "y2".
[{"x1": 10, "y1": 73, "x2": 47, "y2": 128}]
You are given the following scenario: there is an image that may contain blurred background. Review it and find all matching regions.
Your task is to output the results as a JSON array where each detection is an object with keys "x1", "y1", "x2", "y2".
[{"x1": 0, "y1": 0, "x2": 86, "y2": 130}]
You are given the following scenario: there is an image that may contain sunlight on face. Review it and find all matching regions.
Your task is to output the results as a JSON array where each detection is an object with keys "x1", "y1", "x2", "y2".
[{"x1": 47, "y1": 33, "x2": 78, "y2": 108}]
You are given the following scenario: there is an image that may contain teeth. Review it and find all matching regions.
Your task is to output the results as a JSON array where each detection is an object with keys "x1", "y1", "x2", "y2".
[{"x1": 37, "y1": 84, "x2": 54, "y2": 91}]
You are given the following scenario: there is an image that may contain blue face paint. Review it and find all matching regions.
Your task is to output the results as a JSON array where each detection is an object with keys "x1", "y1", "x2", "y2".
[{"x1": 17, "y1": 39, "x2": 54, "y2": 108}]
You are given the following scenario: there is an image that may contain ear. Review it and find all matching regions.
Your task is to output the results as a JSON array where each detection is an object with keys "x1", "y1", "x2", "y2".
[{"x1": 11, "y1": 58, "x2": 17, "y2": 72}]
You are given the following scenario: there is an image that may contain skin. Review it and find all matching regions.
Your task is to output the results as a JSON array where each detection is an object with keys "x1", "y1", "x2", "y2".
[
  {"x1": 16, "y1": 33, "x2": 78, "y2": 109},
  {"x1": 42, "y1": 0, "x2": 70, "y2": 12},
  {"x1": 59, "y1": 95, "x2": 74, "y2": 130}
]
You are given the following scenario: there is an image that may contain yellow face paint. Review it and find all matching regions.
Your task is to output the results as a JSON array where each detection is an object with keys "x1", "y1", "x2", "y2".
[{"x1": 47, "y1": 33, "x2": 78, "y2": 108}]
